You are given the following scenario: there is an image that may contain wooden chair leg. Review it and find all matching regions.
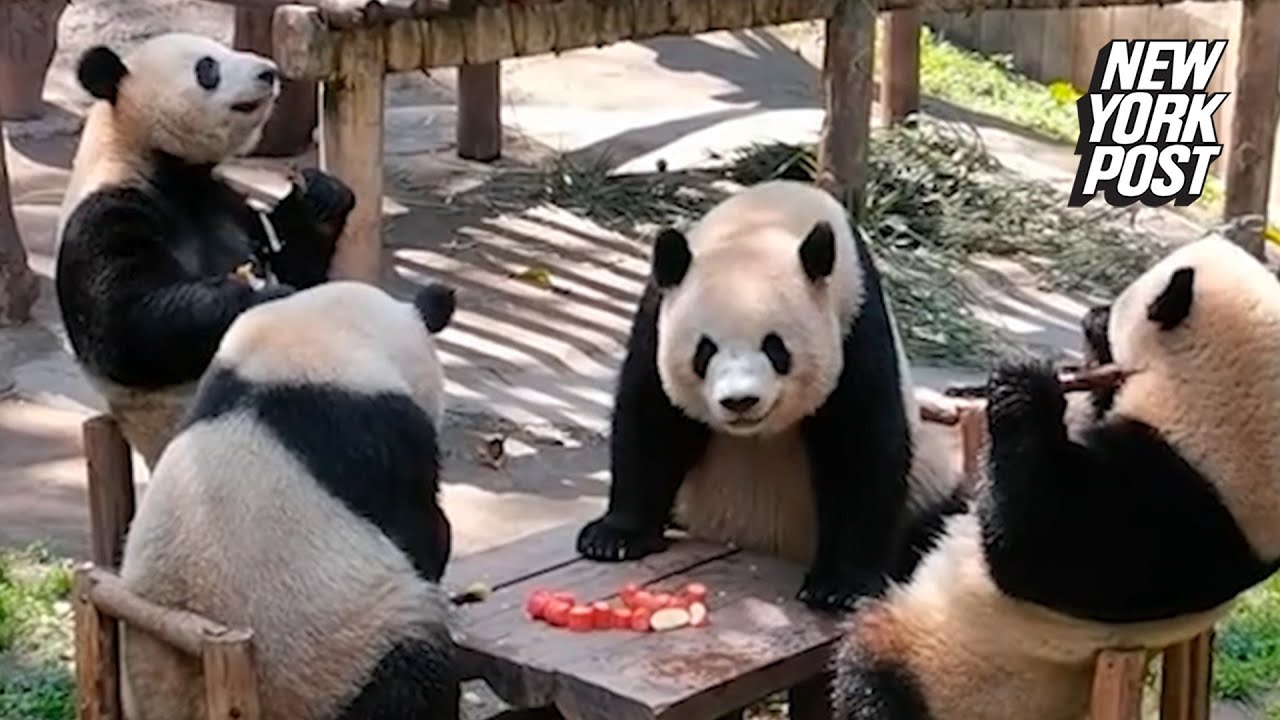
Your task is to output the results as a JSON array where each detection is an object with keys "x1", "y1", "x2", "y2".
[
  {"x1": 457, "y1": 62, "x2": 502, "y2": 162},
  {"x1": 73, "y1": 566, "x2": 121, "y2": 720},
  {"x1": 320, "y1": 27, "x2": 386, "y2": 284},
  {"x1": 1160, "y1": 633, "x2": 1213, "y2": 720},
  {"x1": 1092, "y1": 649, "x2": 1148, "y2": 720},
  {"x1": 202, "y1": 629, "x2": 261, "y2": 720},
  {"x1": 83, "y1": 415, "x2": 136, "y2": 570}
]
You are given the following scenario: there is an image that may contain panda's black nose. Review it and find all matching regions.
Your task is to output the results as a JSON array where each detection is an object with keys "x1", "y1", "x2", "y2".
[
  {"x1": 258, "y1": 69, "x2": 277, "y2": 85},
  {"x1": 720, "y1": 395, "x2": 760, "y2": 413}
]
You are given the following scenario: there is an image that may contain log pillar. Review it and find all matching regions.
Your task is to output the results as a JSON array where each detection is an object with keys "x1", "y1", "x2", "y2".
[
  {"x1": 0, "y1": 0, "x2": 68, "y2": 120},
  {"x1": 234, "y1": 6, "x2": 319, "y2": 157},
  {"x1": 0, "y1": 116, "x2": 38, "y2": 325},
  {"x1": 458, "y1": 62, "x2": 503, "y2": 162},
  {"x1": 1223, "y1": 0, "x2": 1280, "y2": 258},
  {"x1": 818, "y1": 0, "x2": 876, "y2": 216},
  {"x1": 880, "y1": 10, "x2": 921, "y2": 125}
]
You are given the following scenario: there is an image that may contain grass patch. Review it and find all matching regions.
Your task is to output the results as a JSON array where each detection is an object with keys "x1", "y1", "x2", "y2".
[
  {"x1": 1214, "y1": 572, "x2": 1280, "y2": 715},
  {"x1": 524, "y1": 118, "x2": 1169, "y2": 366},
  {"x1": 0, "y1": 546, "x2": 76, "y2": 720}
]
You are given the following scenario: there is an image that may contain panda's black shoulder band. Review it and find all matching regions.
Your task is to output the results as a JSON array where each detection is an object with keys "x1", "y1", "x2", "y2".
[
  {"x1": 652, "y1": 228, "x2": 691, "y2": 289},
  {"x1": 78, "y1": 46, "x2": 128, "y2": 104}
]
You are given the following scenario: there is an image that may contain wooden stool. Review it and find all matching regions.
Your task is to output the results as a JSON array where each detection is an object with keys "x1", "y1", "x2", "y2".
[{"x1": 74, "y1": 415, "x2": 261, "y2": 720}]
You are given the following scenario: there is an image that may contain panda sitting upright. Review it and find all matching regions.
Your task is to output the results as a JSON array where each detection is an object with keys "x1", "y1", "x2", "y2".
[
  {"x1": 577, "y1": 180, "x2": 965, "y2": 611},
  {"x1": 119, "y1": 280, "x2": 458, "y2": 720},
  {"x1": 834, "y1": 235, "x2": 1280, "y2": 720},
  {"x1": 54, "y1": 33, "x2": 354, "y2": 467}
]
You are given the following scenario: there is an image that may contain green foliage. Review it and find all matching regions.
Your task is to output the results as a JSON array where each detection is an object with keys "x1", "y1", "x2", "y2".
[
  {"x1": 1214, "y1": 573, "x2": 1280, "y2": 714},
  {"x1": 0, "y1": 547, "x2": 75, "y2": 720}
]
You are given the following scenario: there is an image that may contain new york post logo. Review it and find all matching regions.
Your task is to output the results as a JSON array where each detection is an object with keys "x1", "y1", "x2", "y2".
[{"x1": 1069, "y1": 39, "x2": 1228, "y2": 208}]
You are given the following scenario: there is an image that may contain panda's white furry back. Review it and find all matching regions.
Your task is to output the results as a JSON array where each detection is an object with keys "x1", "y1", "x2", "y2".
[
  {"x1": 55, "y1": 33, "x2": 353, "y2": 468},
  {"x1": 834, "y1": 235, "x2": 1280, "y2": 720},
  {"x1": 119, "y1": 281, "x2": 458, "y2": 720},
  {"x1": 578, "y1": 180, "x2": 966, "y2": 612}
]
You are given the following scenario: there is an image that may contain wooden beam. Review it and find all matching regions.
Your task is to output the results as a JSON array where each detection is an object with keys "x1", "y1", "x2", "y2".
[
  {"x1": 457, "y1": 62, "x2": 502, "y2": 162},
  {"x1": 817, "y1": 0, "x2": 875, "y2": 213},
  {"x1": 83, "y1": 416, "x2": 137, "y2": 571},
  {"x1": 234, "y1": 5, "x2": 318, "y2": 157},
  {"x1": 320, "y1": 27, "x2": 387, "y2": 283},
  {"x1": 0, "y1": 103, "x2": 38, "y2": 325},
  {"x1": 73, "y1": 567, "x2": 122, "y2": 720},
  {"x1": 880, "y1": 10, "x2": 921, "y2": 124},
  {"x1": 1224, "y1": 0, "x2": 1280, "y2": 259},
  {"x1": 85, "y1": 567, "x2": 235, "y2": 659},
  {"x1": 1090, "y1": 649, "x2": 1148, "y2": 720}
]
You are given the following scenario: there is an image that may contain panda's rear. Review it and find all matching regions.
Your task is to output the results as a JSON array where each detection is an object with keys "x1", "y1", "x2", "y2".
[{"x1": 119, "y1": 282, "x2": 459, "y2": 720}]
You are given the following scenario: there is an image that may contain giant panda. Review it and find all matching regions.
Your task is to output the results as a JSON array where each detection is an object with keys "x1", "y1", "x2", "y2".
[
  {"x1": 54, "y1": 32, "x2": 355, "y2": 468},
  {"x1": 834, "y1": 235, "x2": 1280, "y2": 720},
  {"x1": 118, "y1": 280, "x2": 459, "y2": 720},
  {"x1": 577, "y1": 180, "x2": 967, "y2": 611}
]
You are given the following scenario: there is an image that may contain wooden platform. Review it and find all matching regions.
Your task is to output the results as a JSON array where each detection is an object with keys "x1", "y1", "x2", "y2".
[{"x1": 444, "y1": 523, "x2": 842, "y2": 719}]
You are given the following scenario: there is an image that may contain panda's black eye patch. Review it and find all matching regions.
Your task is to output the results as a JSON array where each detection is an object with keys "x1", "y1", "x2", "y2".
[
  {"x1": 762, "y1": 333, "x2": 791, "y2": 375},
  {"x1": 693, "y1": 336, "x2": 717, "y2": 379},
  {"x1": 195, "y1": 56, "x2": 220, "y2": 91}
]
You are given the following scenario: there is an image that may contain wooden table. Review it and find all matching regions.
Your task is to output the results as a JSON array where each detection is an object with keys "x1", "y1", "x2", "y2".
[{"x1": 444, "y1": 523, "x2": 843, "y2": 720}]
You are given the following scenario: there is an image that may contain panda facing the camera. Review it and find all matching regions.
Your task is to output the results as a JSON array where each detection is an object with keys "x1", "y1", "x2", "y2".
[
  {"x1": 119, "y1": 280, "x2": 458, "y2": 720},
  {"x1": 577, "y1": 180, "x2": 966, "y2": 611},
  {"x1": 834, "y1": 235, "x2": 1280, "y2": 720},
  {"x1": 55, "y1": 33, "x2": 355, "y2": 467}
]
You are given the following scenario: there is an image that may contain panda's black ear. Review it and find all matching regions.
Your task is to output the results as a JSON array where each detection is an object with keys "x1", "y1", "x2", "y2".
[
  {"x1": 652, "y1": 228, "x2": 691, "y2": 289},
  {"x1": 78, "y1": 46, "x2": 128, "y2": 104},
  {"x1": 1147, "y1": 267, "x2": 1195, "y2": 331},
  {"x1": 799, "y1": 221, "x2": 836, "y2": 282},
  {"x1": 414, "y1": 282, "x2": 456, "y2": 334}
]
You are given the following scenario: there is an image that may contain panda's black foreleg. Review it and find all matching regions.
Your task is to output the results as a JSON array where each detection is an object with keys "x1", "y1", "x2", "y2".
[
  {"x1": 979, "y1": 360, "x2": 1265, "y2": 622},
  {"x1": 577, "y1": 284, "x2": 711, "y2": 562},
  {"x1": 333, "y1": 630, "x2": 459, "y2": 720},
  {"x1": 264, "y1": 168, "x2": 355, "y2": 288},
  {"x1": 799, "y1": 333, "x2": 913, "y2": 612}
]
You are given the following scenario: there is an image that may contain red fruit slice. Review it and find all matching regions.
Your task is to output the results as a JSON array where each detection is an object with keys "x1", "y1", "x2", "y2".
[
  {"x1": 544, "y1": 599, "x2": 572, "y2": 627},
  {"x1": 620, "y1": 583, "x2": 640, "y2": 608},
  {"x1": 631, "y1": 591, "x2": 655, "y2": 611},
  {"x1": 553, "y1": 591, "x2": 576, "y2": 605},
  {"x1": 592, "y1": 601, "x2": 613, "y2": 629},
  {"x1": 650, "y1": 606, "x2": 692, "y2": 632},
  {"x1": 612, "y1": 607, "x2": 634, "y2": 629},
  {"x1": 684, "y1": 583, "x2": 708, "y2": 603},
  {"x1": 526, "y1": 590, "x2": 552, "y2": 620},
  {"x1": 568, "y1": 605, "x2": 595, "y2": 632},
  {"x1": 630, "y1": 607, "x2": 653, "y2": 632},
  {"x1": 688, "y1": 601, "x2": 709, "y2": 627}
]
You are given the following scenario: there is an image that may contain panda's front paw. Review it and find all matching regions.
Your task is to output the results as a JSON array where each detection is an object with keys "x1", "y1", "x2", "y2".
[
  {"x1": 576, "y1": 516, "x2": 667, "y2": 562},
  {"x1": 296, "y1": 168, "x2": 356, "y2": 224},
  {"x1": 798, "y1": 569, "x2": 886, "y2": 613},
  {"x1": 986, "y1": 360, "x2": 1065, "y2": 428}
]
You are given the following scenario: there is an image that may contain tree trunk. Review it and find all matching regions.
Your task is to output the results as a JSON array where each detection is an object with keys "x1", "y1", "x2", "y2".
[
  {"x1": 0, "y1": 0, "x2": 69, "y2": 120},
  {"x1": 0, "y1": 129, "x2": 40, "y2": 326}
]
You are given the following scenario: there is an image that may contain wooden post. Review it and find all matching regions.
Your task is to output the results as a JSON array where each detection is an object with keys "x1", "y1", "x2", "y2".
[
  {"x1": 83, "y1": 415, "x2": 137, "y2": 570},
  {"x1": 1223, "y1": 0, "x2": 1280, "y2": 259},
  {"x1": 457, "y1": 62, "x2": 503, "y2": 162},
  {"x1": 817, "y1": 0, "x2": 876, "y2": 215},
  {"x1": 234, "y1": 6, "x2": 318, "y2": 157},
  {"x1": 959, "y1": 405, "x2": 986, "y2": 489},
  {"x1": 320, "y1": 28, "x2": 387, "y2": 283},
  {"x1": 73, "y1": 566, "x2": 122, "y2": 720},
  {"x1": 0, "y1": 0, "x2": 68, "y2": 120},
  {"x1": 202, "y1": 629, "x2": 262, "y2": 720},
  {"x1": 1161, "y1": 633, "x2": 1213, "y2": 720},
  {"x1": 1091, "y1": 649, "x2": 1148, "y2": 720},
  {"x1": 0, "y1": 106, "x2": 39, "y2": 325},
  {"x1": 880, "y1": 10, "x2": 921, "y2": 125}
]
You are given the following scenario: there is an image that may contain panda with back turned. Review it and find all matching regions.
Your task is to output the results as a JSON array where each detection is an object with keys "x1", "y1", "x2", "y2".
[
  {"x1": 577, "y1": 180, "x2": 967, "y2": 611},
  {"x1": 54, "y1": 33, "x2": 355, "y2": 467},
  {"x1": 119, "y1": 280, "x2": 459, "y2": 720},
  {"x1": 834, "y1": 235, "x2": 1280, "y2": 720}
]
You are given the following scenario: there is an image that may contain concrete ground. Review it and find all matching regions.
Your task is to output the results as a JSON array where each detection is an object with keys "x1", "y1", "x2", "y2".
[{"x1": 0, "y1": 0, "x2": 1208, "y2": 562}]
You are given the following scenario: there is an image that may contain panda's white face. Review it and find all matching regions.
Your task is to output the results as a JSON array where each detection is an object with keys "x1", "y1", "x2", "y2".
[
  {"x1": 656, "y1": 239, "x2": 845, "y2": 438},
  {"x1": 118, "y1": 33, "x2": 279, "y2": 164}
]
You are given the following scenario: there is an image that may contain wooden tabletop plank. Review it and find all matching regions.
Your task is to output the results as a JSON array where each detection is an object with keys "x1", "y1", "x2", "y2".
[
  {"x1": 455, "y1": 542, "x2": 843, "y2": 719},
  {"x1": 445, "y1": 522, "x2": 584, "y2": 593}
]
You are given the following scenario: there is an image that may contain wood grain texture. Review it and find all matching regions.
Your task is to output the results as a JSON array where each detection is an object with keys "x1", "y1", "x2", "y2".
[
  {"x1": 87, "y1": 568, "x2": 231, "y2": 659},
  {"x1": 817, "y1": 0, "x2": 876, "y2": 212},
  {"x1": 83, "y1": 415, "x2": 136, "y2": 571},
  {"x1": 457, "y1": 62, "x2": 503, "y2": 161},
  {"x1": 74, "y1": 566, "x2": 121, "y2": 720},
  {"x1": 451, "y1": 524, "x2": 842, "y2": 719},
  {"x1": 881, "y1": 9, "x2": 921, "y2": 123},
  {"x1": 1224, "y1": 0, "x2": 1280, "y2": 258},
  {"x1": 1091, "y1": 649, "x2": 1148, "y2": 720},
  {"x1": 0, "y1": 91, "x2": 39, "y2": 325},
  {"x1": 1161, "y1": 633, "x2": 1214, "y2": 720},
  {"x1": 202, "y1": 629, "x2": 262, "y2": 720},
  {"x1": 235, "y1": 6, "x2": 318, "y2": 156}
]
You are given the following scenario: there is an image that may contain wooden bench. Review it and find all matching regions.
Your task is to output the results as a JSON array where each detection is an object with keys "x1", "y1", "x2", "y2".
[{"x1": 73, "y1": 407, "x2": 1214, "y2": 720}]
